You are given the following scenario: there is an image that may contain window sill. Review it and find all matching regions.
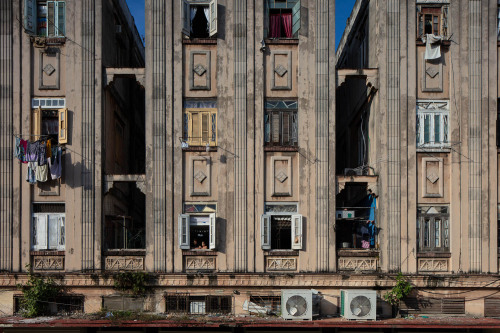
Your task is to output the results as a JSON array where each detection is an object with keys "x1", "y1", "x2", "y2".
[
  {"x1": 182, "y1": 146, "x2": 217, "y2": 152},
  {"x1": 416, "y1": 39, "x2": 451, "y2": 47},
  {"x1": 30, "y1": 36, "x2": 66, "y2": 45},
  {"x1": 337, "y1": 249, "x2": 379, "y2": 257},
  {"x1": 31, "y1": 250, "x2": 65, "y2": 256},
  {"x1": 417, "y1": 252, "x2": 451, "y2": 258},
  {"x1": 264, "y1": 38, "x2": 299, "y2": 45},
  {"x1": 416, "y1": 147, "x2": 451, "y2": 153},
  {"x1": 104, "y1": 249, "x2": 146, "y2": 256},
  {"x1": 264, "y1": 146, "x2": 298, "y2": 152},
  {"x1": 183, "y1": 250, "x2": 217, "y2": 256},
  {"x1": 182, "y1": 38, "x2": 217, "y2": 44},
  {"x1": 264, "y1": 250, "x2": 299, "y2": 256}
]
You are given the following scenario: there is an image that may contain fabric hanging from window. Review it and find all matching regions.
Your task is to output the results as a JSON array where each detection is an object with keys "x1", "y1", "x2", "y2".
[
  {"x1": 282, "y1": 13, "x2": 292, "y2": 38},
  {"x1": 204, "y1": 6, "x2": 210, "y2": 23},
  {"x1": 190, "y1": 7, "x2": 197, "y2": 33},
  {"x1": 269, "y1": 13, "x2": 281, "y2": 38}
]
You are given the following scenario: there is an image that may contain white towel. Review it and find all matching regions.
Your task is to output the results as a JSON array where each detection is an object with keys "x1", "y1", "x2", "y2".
[{"x1": 422, "y1": 34, "x2": 443, "y2": 60}]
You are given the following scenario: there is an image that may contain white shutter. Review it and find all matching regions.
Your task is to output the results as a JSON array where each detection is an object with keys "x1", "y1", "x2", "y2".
[
  {"x1": 178, "y1": 214, "x2": 190, "y2": 249},
  {"x1": 24, "y1": 0, "x2": 37, "y2": 35},
  {"x1": 58, "y1": 215, "x2": 65, "y2": 250},
  {"x1": 48, "y1": 215, "x2": 58, "y2": 249},
  {"x1": 209, "y1": 0, "x2": 218, "y2": 37},
  {"x1": 182, "y1": 0, "x2": 191, "y2": 36},
  {"x1": 33, "y1": 215, "x2": 48, "y2": 250},
  {"x1": 209, "y1": 213, "x2": 216, "y2": 250},
  {"x1": 261, "y1": 215, "x2": 271, "y2": 250},
  {"x1": 291, "y1": 214, "x2": 303, "y2": 250}
]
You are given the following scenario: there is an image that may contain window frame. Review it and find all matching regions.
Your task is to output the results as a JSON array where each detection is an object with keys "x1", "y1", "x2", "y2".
[
  {"x1": 24, "y1": 0, "x2": 66, "y2": 37},
  {"x1": 416, "y1": 100, "x2": 450, "y2": 149},
  {"x1": 183, "y1": 108, "x2": 217, "y2": 147},
  {"x1": 264, "y1": 0, "x2": 301, "y2": 39},
  {"x1": 264, "y1": 109, "x2": 298, "y2": 147},
  {"x1": 104, "y1": 215, "x2": 146, "y2": 251},
  {"x1": 181, "y1": 0, "x2": 218, "y2": 38},
  {"x1": 179, "y1": 213, "x2": 216, "y2": 250},
  {"x1": 261, "y1": 213, "x2": 302, "y2": 250},
  {"x1": 417, "y1": 206, "x2": 449, "y2": 253},
  {"x1": 32, "y1": 211, "x2": 65, "y2": 251},
  {"x1": 417, "y1": 5, "x2": 449, "y2": 39}
]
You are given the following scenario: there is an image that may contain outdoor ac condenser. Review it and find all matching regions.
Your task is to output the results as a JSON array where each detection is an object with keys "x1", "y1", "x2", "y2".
[
  {"x1": 340, "y1": 289, "x2": 377, "y2": 320},
  {"x1": 281, "y1": 289, "x2": 321, "y2": 320}
]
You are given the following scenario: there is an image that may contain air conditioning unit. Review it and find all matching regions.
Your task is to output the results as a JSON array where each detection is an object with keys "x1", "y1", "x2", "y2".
[
  {"x1": 340, "y1": 289, "x2": 377, "y2": 320},
  {"x1": 281, "y1": 289, "x2": 321, "y2": 320}
]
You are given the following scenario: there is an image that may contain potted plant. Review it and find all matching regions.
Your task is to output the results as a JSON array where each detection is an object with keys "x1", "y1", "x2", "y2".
[{"x1": 383, "y1": 272, "x2": 413, "y2": 318}]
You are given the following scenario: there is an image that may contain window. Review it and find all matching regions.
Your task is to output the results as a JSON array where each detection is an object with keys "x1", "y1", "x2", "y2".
[
  {"x1": 183, "y1": 108, "x2": 217, "y2": 147},
  {"x1": 32, "y1": 203, "x2": 65, "y2": 250},
  {"x1": 181, "y1": 0, "x2": 217, "y2": 38},
  {"x1": 417, "y1": 5, "x2": 448, "y2": 39},
  {"x1": 32, "y1": 98, "x2": 68, "y2": 144},
  {"x1": 24, "y1": 0, "x2": 66, "y2": 37},
  {"x1": 416, "y1": 100, "x2": 449, "y2": 148},
  {"x1": 265, "y1": 100, "x2": 298, "y2": 147},
  {"x1": 104, "y1": 215, "x2": 145, "y2": 250},
  {"x1": 178, "y1": 213, "x2": 216, "y2": 250},
  {"x1": 417, "y1": 206, "x2": 449, "y2": 253},
  {"x1": 261, "y1": 214, "x2": 302, "y2": 250},
  {"x1": 265, "y1": 0, "x2": 301, "y2": 38},
  {"x1": 165, "y1": 293, "x2": 231, "y2": 314}
]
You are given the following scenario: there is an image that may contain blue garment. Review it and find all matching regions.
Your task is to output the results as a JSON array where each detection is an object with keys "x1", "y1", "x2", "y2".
[
  {"x1": 368, "y1": 196, "x2": 376, "y2": 222},
  {"x1": 368, "y1": 222, "x2": 376, "y2": 246},
  {"x1": 26, "y1": 162, "x2": 37, "y2": 184}
]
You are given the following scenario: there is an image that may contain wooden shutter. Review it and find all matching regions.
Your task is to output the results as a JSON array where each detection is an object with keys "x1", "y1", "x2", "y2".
[
  {"x1": 58, "y1": 108, "x2": 68, "y2": 144},
  {"x1": 33, "y1": 107, "x2": 42, "y2": 138},
  {"x1": 178, "y1": 214, "x2": 190, "y2": 249},
  {"x1": 202, "y1": 113, "x2": 209, "y2": 143},
  {"x1": 441, "y1": 5, "x2": 448, "y2": 37},
  {"x1": 191, "y1": 112, "x2": 200, "y2": 145},
  {"x1": 282, "y1": 112, "x2": 290, "y2": 145},
  {"x1": 209, "y1": 0, "x2": 217, "y2": 37},
  {"x1": 24, "y1": 0, "x2": 37, "y2": 35},
  {"x1": 291, "y1": 214, "x2": 302, "y2": 250},
  {"x1": 57, "y1": 1, "x2": 65, "y2": 36},
  {"x1": 291, "y1": 0, "x2": 301, "y2": 37},
  {"x1": 48, "y1": 1, "x2": 55, "y2": 36},
  {"x1": 33, "y1": 215, "x2": 48, "y2": 250},
  {"x1": 209, "y1": 213, "x2": 216, "y2": 250},
  {"x1": 485, "y1": 298, "x2": 500, "y2": 317},
  {"x1": 182, "y1": 0, "x2": 191, "y2": 36},
  {"x1": 271, "y1": 112, "x2": 280, "y2": 144},
  {"x1": 261, "y1": 215, "x2": 271, "y2": 250}
]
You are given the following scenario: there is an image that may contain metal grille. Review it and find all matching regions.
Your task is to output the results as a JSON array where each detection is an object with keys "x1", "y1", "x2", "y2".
[
  {"x1": 485, "y1": 298, "x2": 500, "y2": 317},
  {"x1": 165, "y1": 293, "x2": 231, "y2": 314},
  {"x1": 401, "y1": 297, "x2": 464, "y2": 315},
  {"x1": 33, "y1": 203, "x2": 65, "y2": 213}
]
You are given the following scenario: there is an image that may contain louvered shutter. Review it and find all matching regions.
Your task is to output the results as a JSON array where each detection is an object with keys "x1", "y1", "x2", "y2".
[
  {"x1": 24, "y1": 0, "x2": 37, "y2": 35},
  {"x1": 291, "y1": 0, "x2": 301, "y2": 37},
  {"x1": 209, "y1": 213, "x2": 216, "y2": 250},
  {"x1": 182, "y1": 0, "x2": 191, "y2": 36},
  {"x1": 282, "y1": 112, "x2": 290, "y2": 145},
  {"x1": 291, "y1": 214, "x2": 303, "y2": 250},
  {"x1": 33, "y1": 107, "x2": 42, "y2": 138},
  {"x1": 209, "y1": 0, "x2": 217, "y2": 37},
  {"x1": 178, "y1": 214, "x2": 190, "y2": 249},
  {"x1": 271, "y1": 112, "x2": 280, "y2": 144},
  {"x1": 202, "y1": 113, "x2": 209, "y2": 143},
  {"x1": 48, "y1": 2, "x2": 55, "y2": 36},
  {"x1": 33, "y1": 215, "x2": 48, "y2": 250},
  {"x1": 57, "y1": 1, "x2": 65, "y2": 36},
  {"x1": 261, "y1": 215, "x2": 271, "y2": 250},
  {"x1": 58, "y1": 108, "x2": 68, "y2": 144},
  {"x1": 191, "y1": 112, "x2": 200, "y2": 145},
  {"x1": 441, "y1": 5, "x2": 448, "y2": 37}
]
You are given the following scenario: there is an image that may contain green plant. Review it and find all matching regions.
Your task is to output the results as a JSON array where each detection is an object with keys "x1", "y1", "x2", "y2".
[
  {"x1": 383, "y1": 272, "x2": 412, "y2": 307},
  {"x1": 113, "y1": 271, "x2": 150, "y2": 295},
  {"x1": 17, "y1": 265, "x2": 62, "y2": 317}
]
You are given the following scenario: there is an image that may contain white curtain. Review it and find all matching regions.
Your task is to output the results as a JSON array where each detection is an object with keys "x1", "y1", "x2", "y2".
[{"x1": 190, "y1": 7, "x2": 197, "y2": 33}]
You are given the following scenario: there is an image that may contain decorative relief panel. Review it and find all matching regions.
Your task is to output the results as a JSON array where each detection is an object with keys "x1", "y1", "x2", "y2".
[
  {"x1": 338, "y1": 257, "x2": 378, "y2": 271},
  {"x1": 266, "y1": 257, "x2": 297, "y2": 271},
  {"x1": 190, "y1": 156, "x2": 211, "y2": 196},
  {"x1": 105, "y1": 256, "x2": 145, "y2": 271},
  {"x1": 190, "y1": 51, "x2": 211, "y2": 90},
  {"x1": 33, "y1": 256, "x2": 64, "y2": 270},
  {"x1": 271, "y1": 51, "x2": 292, "y2": 90},
  {"x1": 418, "y1": 258, "x2": 449, "y2": 272},
  {"x1": 271, "y1": 156, "x2": 292, "y2": 196},
  {"x1": 421, "y1": 56, "x2": 443, "y2": 92},
  {"x1": 422, "y1": 157, "x2": 444, "y2": 198},
  {"x1": 185, "y1": 256, "x2": 216, "y2": 270},
  {"x1": 39, "y1": 48, "x2": 60, "y2": 90},
  {"x1": 38, "y1": 179, "x2": 61, "y2": 196}
]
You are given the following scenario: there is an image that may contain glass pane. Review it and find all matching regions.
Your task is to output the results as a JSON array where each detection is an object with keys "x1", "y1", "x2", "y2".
[
  {"x1": 444, "y1": 219, "x2": 449, "y2": 248},
  {"x1": 264, "y1": 114, "x2": 270, "y2": 143},
  {"x1": 424, "y1": 220, "x2": 430, "y2": 247},
  {"x1": 416, "y1": 219, "x2": 420, "y2": 249},
  {"x1": 48, "y1": 215, "x2": 58, "y2": 249},
  {"x1": 59, "y1": 217, "x2": 65, "y2": 246},
  {"x1": 435, "y1": 219, "x2": 441, "y2": 248},
  {"x1": 211, "y1": 113, "x2": 216, "y2": 142},
  {"x1": 424, "y1": 114, "x2": 430, "y2": 143},
  {"x1": 48, "y1": 2, "x2": 55, "y2": 36},
  {"x1": 433, "y1": 16, "x2": 439, "y2": 34},
  {"x1": 434, "y1": 114, "x2": 440, "y2": 144},
  {"x1": 443, "y1": 114, "x2": 448, "y2": 143},
  {"x1": 424, "y1": 14, "x2": 432, "y2": 34},
  {"x1": 416, "y1": 115, "x2": 421, "y2": 144},
  {"x1": 57, "y1": 2, "x2": 65, "y2": 35},
  {"x1": 182, "y1": 220, "x2": 187, "y2": 244}
]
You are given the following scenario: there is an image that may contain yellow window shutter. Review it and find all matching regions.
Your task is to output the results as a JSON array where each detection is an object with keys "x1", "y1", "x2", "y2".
[
  {"x1": 58, "y1": 108, "x2": 68, "y2": 144},
  {"x1": 201, "y1": 112, "x2": 209, "y2": 144},
  {"x1": 191, "y1": 112, "x2": 200, "y2": 145},
  {"x1": 33, "y1": 106, "x2": 42, "y2": 138}
]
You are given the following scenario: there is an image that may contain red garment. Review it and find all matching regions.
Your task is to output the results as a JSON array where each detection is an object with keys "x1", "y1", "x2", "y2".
[
  {"x1": 269, "y1": 13, "x2": 281, "y2": 38},
  {"x1": 282, "y1": 13, "x2": 292, "y2": 38},
  {"x1": 20, "y1": 139, "x2": 28, "y2": 163}
]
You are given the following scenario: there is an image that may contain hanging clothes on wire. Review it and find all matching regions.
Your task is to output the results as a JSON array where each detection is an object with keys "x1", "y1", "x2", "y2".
[
  {"x1": 25, "y1": 141, "x2": 39, "y2": 162},
  {"x1": 14, "y1": 137, "x2": 28, "y2": 163},
  {"x1": 26, "y1": 162, "x2": 37, "y2": 184},
  {"x1": 49, "y1": 147, "x2": 62, "y2": 180},
  {"x1": 38, "y1": 140, "x2": 48, "y2": 165}
]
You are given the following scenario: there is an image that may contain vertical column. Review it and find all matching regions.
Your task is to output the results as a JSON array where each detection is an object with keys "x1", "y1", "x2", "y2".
[
  {"x1": 81, "y1": 0, "x2": 96, "y2": 271},
  {"x1": 0, "y1": 0, "x2": 13, "y2": 271},
  {"x1": 386, "y1": 0, "x2": 401, "y2": 271},
  {"x1": 315, "y1": 0, "x2": 330, "y2": 272},
  {"x1": 468, "y1": 0, "x2": 482, "y2": 273},
  {"x1": 234, "y1": 0, "x2": 247, "y2": 272}
]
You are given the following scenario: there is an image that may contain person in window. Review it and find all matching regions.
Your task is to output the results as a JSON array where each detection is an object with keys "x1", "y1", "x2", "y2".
[
  {"x1": 191, "y1": 6, "x2": 209, "y2": 38},
  {"x1": 201, "y1": 241, "x2": 208, "y2": 249},
  {"x1": 192, "y1": 239, "x2": 199, "y2": 249}
]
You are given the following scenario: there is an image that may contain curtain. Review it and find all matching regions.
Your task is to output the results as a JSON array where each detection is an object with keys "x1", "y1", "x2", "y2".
[
  {"x1": 190, "y1": 7, "x2": 197, "y2": 33},
  {"x1": 204, "y1": 6, "x2": 210, "y2": 23},
  {"x1": 269, "y1": 13, "x2": 281, "y2": 38},
  {"x1": 282, "y1": 13, "x2": 292, "y2": 38}
]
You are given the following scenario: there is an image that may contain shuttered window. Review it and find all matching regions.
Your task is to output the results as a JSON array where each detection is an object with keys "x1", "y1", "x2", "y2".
[
  {"x1": 183, "y1": 108, "x2": 217, "y2": 147},
  {"x1": 181, "y1": 0, "x2": 218, "y2": 38},
  {"x1": 265, "y1": 110, "x2": 298, "y2": 147},
  {"x1": 32, "y1": 204, "x2": 65, "y2": 251},
  {"x1": 264, "y1": 0, "x2": 301, "y2": 38},
  {"x1": 417, "y1": 206, "x2": 449, "y2": 253},
  {"x1": 417, "y1": 5, "x2": 449, "y2": 39},
  {"x1": 25, "y1": 1, "x2": 66, "y2": 37}
]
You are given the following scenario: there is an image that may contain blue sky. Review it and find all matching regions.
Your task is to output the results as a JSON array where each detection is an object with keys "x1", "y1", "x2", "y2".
[{"x1": 125, "y1": 0, "x2": 355, "y2": 50}]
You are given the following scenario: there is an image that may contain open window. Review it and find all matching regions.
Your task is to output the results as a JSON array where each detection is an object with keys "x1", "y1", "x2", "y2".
[
  {"x1": 261, "y1": 214, "x2": 302, "y2": 250},
  {"x1": 179, "y1": 213, "x2": 216, "y2": 250},
  {"x1": 183, "y1": 108, "x2": 217, "y2": 147},
  {"x1": 265, "y1": 0, "x2": 301, "y2": 38},
  {"x1": 24, "y1": 0, "x2": 66, "y2": 37},
  {"x1": 32, "y1": 98, "x2": 68, "y2": 144},
  {"x1": 417, "y1": 5, "x2": 448, "y2": 39},
  {"x1": 264, "y1": 100, "x2": 298, "y2": 147},
  {"x1": 417, "y1": 206, "x2": 449, "y2": 253},
  {"x1": 32, "y1": 203, "x2": 65, "y2": 251},
  {"x1": 181, "y1": 0, "x2": 217, "y2": 38}
]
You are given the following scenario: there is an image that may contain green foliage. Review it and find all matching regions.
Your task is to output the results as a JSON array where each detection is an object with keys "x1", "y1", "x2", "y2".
[
  {"x1": 383, "y1": 272, "x2": 413, "y2": 306},
  {"x1": 113, "y1": 271, "x2": 150, "y2": 295},
  {"x1": 17, "y1": 266, "x2": 62, "y2": 317}
]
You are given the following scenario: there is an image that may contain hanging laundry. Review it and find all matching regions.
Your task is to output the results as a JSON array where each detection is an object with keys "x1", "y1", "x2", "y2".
[
  {"x1": 26, "y1": 162, "x2": 37, "y2": 184},
  {"x1": 14, "y1": 137, "x2": 27, "y2": 162},
  {"x1": 46, "y1": 139, "x2": 52, "y2": 159},
  {"x1": 38, "y1": 140, "x2": 47, "y2": 166},
  {"x1": 49, "y1": 147, "x2": 62, "y2": 180},
  {"x1": 35, "y1": 163, "x2": 49, "y2": 182},
  {"x1": 25, "y1": 141, "x2": 39, "y2": 162}
]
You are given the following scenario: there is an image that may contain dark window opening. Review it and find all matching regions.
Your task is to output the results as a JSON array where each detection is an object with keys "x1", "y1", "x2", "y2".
[
  {"x1": 15, "y1": 295, "x2": 83, "y2": 315},
  {"x1": 42, "y1": 110, "x2": 59, "y2": 144},
  {"x1": 269, "y1": 9, "x2": 293, "y2": 38},
  {"x1": 190, "y1": 224, "x2": 209, "y2": 250},
  {"x1": 417, "y1": 6, "x2": 447, "y2": 38},
  {"x1": 165, "y1": 294, "x2": 231, "y2": 314},
  {"x1": 271, "y1": 216, "x2": 291, "y2": 250},
  {"x1": 417, "y1": 206, "x2": 449, "y2": 253},
  {"x1": 191, "y1": 5, "x2": 209, "y2": 38},
  {"x1": 104, "y1": 215, "x2": 145, "y2": 250}
]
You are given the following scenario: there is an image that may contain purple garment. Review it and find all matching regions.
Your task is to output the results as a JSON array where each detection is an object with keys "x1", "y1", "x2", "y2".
[{"x1": 38, "y1": 140, "x2": 47, "y2": 166}]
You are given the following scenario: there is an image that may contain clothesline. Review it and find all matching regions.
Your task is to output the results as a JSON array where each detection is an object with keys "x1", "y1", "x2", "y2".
[{"x1": 13, "y1": 134, "x2": 66, "y2": 149}]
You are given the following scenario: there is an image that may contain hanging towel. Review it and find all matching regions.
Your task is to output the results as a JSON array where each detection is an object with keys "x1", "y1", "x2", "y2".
[
  {"x1": 35, "y1": 163, "x2": 49, "y2": 182},
  {"x1": 26, "y1": 162, "x2": 37, "y2": 184},
  {"x1": 422, "y1": 34, "x2": 442, "y2": 60},
  {"x1": 25, "y1": 141, "x2": 39, "y2": 162},
  {"x1": 49, "y1": 147, "x2": 62, "y2": 180},
  {"x1": 38, "y1": 140, "x2": 47, "y2": 166}
]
